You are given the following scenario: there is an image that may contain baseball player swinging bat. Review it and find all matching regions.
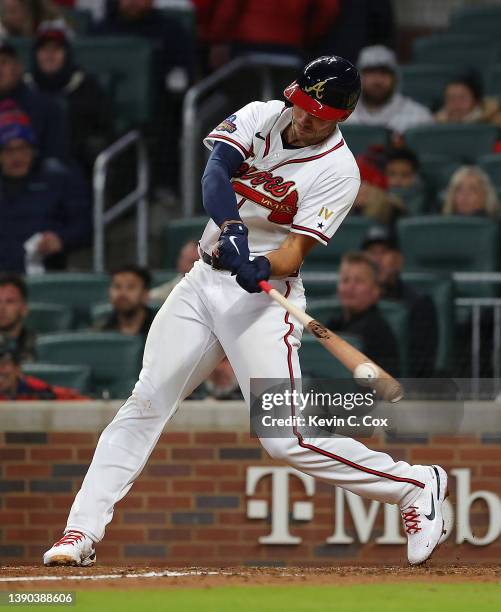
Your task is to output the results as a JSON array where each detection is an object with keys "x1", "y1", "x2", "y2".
[{"x1": 259, "y1": 280, "x2": 403, "y2": 402}]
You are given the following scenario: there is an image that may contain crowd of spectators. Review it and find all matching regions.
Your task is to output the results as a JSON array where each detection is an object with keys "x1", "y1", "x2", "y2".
[{"x1": 0, "y1": 2, "x2": 500, "y2": 396}]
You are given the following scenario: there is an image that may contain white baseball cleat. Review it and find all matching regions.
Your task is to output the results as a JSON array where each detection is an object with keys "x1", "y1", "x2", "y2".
[
  {"x1": 400, "y1": 465, "x2": 449, "y2": 566},
  {"x1": 43, "y1": 530, "x2": 96, "y2": 567}
]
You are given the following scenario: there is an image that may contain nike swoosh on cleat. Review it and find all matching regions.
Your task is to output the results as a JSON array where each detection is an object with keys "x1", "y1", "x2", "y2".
[
  {"x1": 229, "y1": 236, "x2": 240, "y2": 255},
  {"x1": 425, "y1": 495, "x2": 435, "y2": 521}
]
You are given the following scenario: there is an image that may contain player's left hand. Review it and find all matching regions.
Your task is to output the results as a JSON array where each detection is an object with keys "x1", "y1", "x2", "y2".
[
  {"x1": 235, "y1": 256, "x2": 271, "y2": 293},
  {"x1": 212, "y1": 222, "x2": 250, "y2": 273}
]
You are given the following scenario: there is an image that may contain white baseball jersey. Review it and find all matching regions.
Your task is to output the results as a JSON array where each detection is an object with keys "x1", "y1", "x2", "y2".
[{"x1": 199, "y1": 100, "x2": 360, "y2": 258}]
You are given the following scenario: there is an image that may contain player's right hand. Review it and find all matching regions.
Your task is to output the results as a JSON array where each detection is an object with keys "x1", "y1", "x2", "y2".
[{"x1": 212, "y1": 222, "x2": 250, "y2": 273}]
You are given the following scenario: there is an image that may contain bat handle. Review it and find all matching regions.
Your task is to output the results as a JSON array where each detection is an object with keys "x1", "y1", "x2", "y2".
[{"x1": 259, "y1": 280, "x2": 273, "y2": 293}]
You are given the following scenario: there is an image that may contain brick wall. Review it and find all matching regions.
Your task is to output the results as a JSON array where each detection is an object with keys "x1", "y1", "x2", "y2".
[{"x1": 1, "y1": 405, "x2": 500, "y2": 565}]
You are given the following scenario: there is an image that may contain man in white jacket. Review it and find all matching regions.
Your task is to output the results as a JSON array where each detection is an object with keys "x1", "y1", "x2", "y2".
[{"x1": 346, "y1": 45, "x2": 432, "y2": 137}]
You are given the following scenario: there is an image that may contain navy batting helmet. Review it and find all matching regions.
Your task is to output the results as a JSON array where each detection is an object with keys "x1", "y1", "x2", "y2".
[{"x1": 284, "y1": 56, "x2": 361, "y2": 121}]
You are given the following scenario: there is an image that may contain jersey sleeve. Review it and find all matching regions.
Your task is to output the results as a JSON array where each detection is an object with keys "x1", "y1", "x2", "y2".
[
  {"x1": 204, "y1": 101, "x2": 263, "y2": 159},
  {"x1": 291, "y1": 175, "x2": 360, "y2": 246}
]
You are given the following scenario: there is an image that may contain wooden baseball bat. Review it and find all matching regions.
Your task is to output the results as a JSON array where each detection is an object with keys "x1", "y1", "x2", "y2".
[{"x1": 259, "y1": 280, "x2": 403, "y2": 402}]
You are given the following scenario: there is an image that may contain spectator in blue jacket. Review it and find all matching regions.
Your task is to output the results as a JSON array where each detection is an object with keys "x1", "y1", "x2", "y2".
[
  {"x1": 0, "y1": 117, "x2": 91, "y2": 273},
  {"x1": 0, "y1": 40, "x2": 69, "y2": 161}
]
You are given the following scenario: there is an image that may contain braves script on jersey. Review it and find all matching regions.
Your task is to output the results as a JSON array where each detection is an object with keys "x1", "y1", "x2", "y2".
[{"x1": 199, "y1": 100, "x2": 360, "y2": 258}]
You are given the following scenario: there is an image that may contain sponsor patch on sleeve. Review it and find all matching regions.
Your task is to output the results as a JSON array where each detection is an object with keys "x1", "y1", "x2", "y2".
[{"x1": 215, "y1": 114, "x2": 237, "y2": 133}]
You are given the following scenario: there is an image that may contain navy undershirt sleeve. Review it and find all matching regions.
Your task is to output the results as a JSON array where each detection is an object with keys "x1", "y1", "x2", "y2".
[{"x1": 202, "y1": 141, "x2": 245, "y2": 227}]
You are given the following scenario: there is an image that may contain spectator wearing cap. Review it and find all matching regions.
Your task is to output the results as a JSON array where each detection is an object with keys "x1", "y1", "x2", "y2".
[
  {"x1": 25, "y1": 20, "x2": 114, "y2": 175},
  {"x1": 346, "y1": 45, "x2": 432, "y2": 138},
  {"x1": 0, "y1": 116, "x2": 91, "y2": 272},
  {"x1": 352, "y1": 152, "x2": 405, "y2": 225},
  {"x1": 0, "y1": 334, "x2": 87, "y2": 400},
  {"x1": 435, "y1": 75, "x2": 501, "y2": 127},
  {"x1": 0, "y1": 274, "x2": 36, "y2": 362},
  {"x1": 361, "y1": 226, "x2": 438, "y2": 377},
  {"x1": 0, "y1": 40, "x2": 69, "y2": 161},
  {"x1": 94, "y1": 265, "x2": 155, "y2": 340}
]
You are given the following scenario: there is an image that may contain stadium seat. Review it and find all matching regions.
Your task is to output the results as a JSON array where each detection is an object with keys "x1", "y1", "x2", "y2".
[
  {"x1": 401, "y1": 273, "x2": 454, "y2": 376},
  {"x1": 478, "y1": 154, "x2": 501, "y2": 192},
  {"x1": 484, "y1": 64, "x2": 501, "y2": 97},
  {"x1": 299, "y1": 333, "x2": 363, "y2": 378},
  {"x1": 60, "y1": 7, "x2": 92, "y2": 34},
  {"x1": 449, "y1": 5, "x2": 501, "y2": 40},
  {"x1": 163, "y1": 217, "x2": 207, "y2": 268},
  {"x1": 36, "y1": 332, "x2": 143, "y2": 398},
  {"x1": 378, "y1": 300, "x2": 410, "y2": 377},
  {"x1": 412, "y1": 35, "x2": 498, "y2": 72},
  {"x1": 25, "y1": 274, "x2": 110, "y2": 327},
  {"x1": 307, "y1": 299, "x2": 338, "y2": 325},
  {"x1": 74, "y1": 37, "x2": 154, "y2": 132},
  {"x1": 301, "y1": 217, "x2": 378, "y2": 271},
  {"x1": 26, "y1": 302, "x2": 73, "y2": 334},
  {"x1": 400, "y1": 64, "x2": 464, "y2": 110},
  {"x1": 419, "y1": 155, "x2": 461, "y2": 204},
  {"x1": 302, "y1": 278, "x2": 337, "y2": 299},
  {"x1": 21, "y1": 363, "x2": 92, "y2": 394},
  {"x1": 397, "y1": 217, "x2": 499, "y2": 297},
  {"x1": 340, "y1": 125, "x2": 389, "y2": 156},
  {"x1": 404, "y1": 125, "x2": 497, "y2": 164}
]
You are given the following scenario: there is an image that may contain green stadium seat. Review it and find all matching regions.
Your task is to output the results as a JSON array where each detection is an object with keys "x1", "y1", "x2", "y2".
[
  {"x1": 60, "y1": 7, "x2": 92, "y2": 34},
  {"x1": 397, "y1": 217, "x2": 498, "y2": 297},
  {"x1": 484, "y1": 64, "x2": 501, "y2": 97},
  {"x1": 21, "y1": 363, "x2": 92, "y2": 394},
  {"x1": 26, "y1": 274, "x2": 110, "y2": 327},
  {"x1": 26, "y1": 302, "x2": 73, "y2": 334},
  {"x1": 449, "y1": 5, "x2": 501, "y2": 40},
  {"x1": 36, "y1": 332, "x2": 143, "y2": 399},
  {"x1": 302, "y1": 278, "x2": 337, "y2": 299},
  {"x1": 340, "y1": 125, "x2": 389, "y2": 156},
  {"x1": 419, "y1": 155, "x2": 460, "y2": 203},
  {"x1": 378, "y1": 300, "x2": 410, "y2": 377},
  {"x1": 401, "y1": 273, "x2": 454, "y2": 376},
  {"x1": 412, "y1": 35, "x2": 498, "y2": 71},
  {"x1": 163, "y1": 217, "x2": 207, "y2": 268},
  {"x1": 301, "y1": 217, "x2": 378, "y2": 271},
  {"x1": 74, "y1": 37, "x2": 154, "y2": 132},
  {"x1": 299, "y1": 333, "x2": 363, "y2": 378},
  {"x1": 405, "y1": 125, "x2": 497, "y2": 164},
  {"x1": 400, "y1": 64, "x2": 464, "y2": 110},
  {"x1": 478, "y1": 154, "x2": 501, "y2": 191}
]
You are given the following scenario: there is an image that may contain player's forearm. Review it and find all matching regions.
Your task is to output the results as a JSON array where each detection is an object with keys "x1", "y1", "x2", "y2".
[
  {"x1": 201, "y1": 142, "x2": 244, "y2": 227},
  {"x1": 266, "y1": 233, "x2": 318, "y2": 277},
  {"x1": 265, "y1": 248, "x2": 302, "y2": 278}
]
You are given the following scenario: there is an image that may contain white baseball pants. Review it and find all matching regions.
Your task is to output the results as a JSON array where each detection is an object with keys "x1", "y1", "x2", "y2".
[{"x1": 66, "y1": 260, "x2": 428, "y2": 542}]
